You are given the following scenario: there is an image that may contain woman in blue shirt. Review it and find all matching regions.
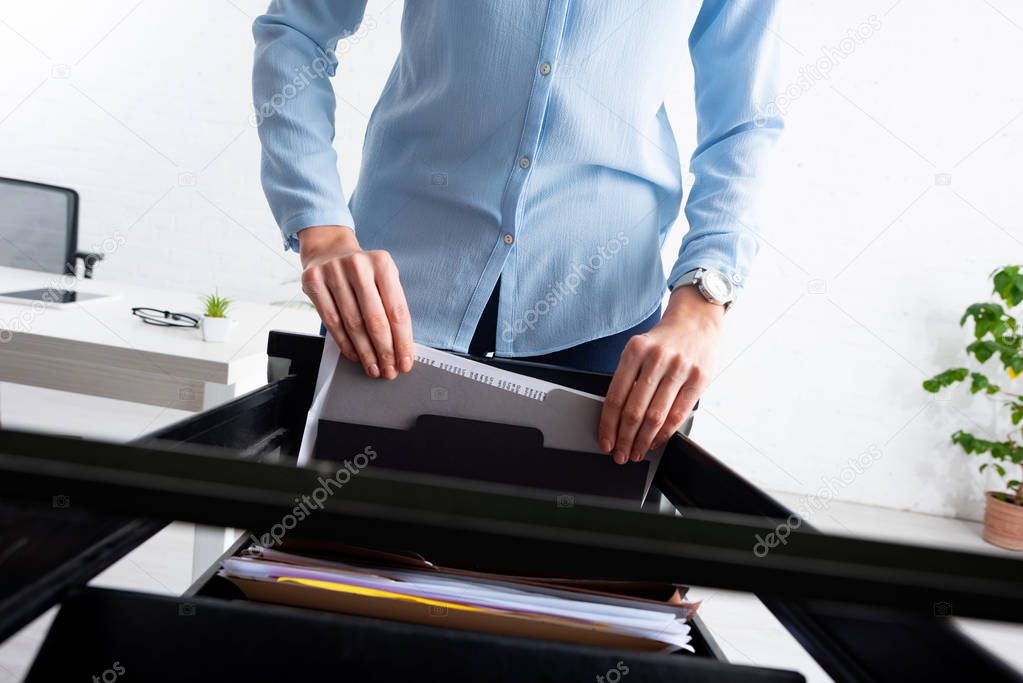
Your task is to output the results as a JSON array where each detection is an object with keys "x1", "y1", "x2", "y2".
[{"x1": 253, "y1": 0, "x2": 783, "y2": 464}]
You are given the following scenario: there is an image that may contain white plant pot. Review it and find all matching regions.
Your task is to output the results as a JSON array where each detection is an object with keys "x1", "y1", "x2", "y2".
[{"x1": 200, "y1": 316, "x2": 237, "y2": 342}]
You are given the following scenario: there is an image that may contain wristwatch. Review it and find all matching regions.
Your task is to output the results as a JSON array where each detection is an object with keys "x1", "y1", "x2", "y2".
[{"x1": 676, "y1": 268, "x2": 736, "y2": 308}]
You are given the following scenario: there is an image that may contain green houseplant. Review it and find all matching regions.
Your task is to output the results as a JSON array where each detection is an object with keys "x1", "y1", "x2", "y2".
[
  {"x1": 200, "y1": 292, "x2": 236, "y2": 342},
  {"x1": 923, "y1": 265, "x2": 1023, "y2": 550}
]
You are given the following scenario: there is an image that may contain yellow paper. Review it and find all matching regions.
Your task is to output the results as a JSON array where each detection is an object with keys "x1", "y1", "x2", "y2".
[
  {"x1": 276, "y1": 576, "x2": 606, "y2": 627},
  {"x1": 278, "y1": 577, "x2": 504, "y2": 615}
]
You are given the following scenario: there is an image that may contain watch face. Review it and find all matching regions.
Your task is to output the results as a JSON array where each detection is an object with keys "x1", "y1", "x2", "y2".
[{"x1": 701, "y1": 270, "x2": 733, "y2": 302}]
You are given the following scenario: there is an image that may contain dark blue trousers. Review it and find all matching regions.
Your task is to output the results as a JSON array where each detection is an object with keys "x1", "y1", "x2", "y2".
[{"x1": 466, "y1": 283, "x2": 659, "y2": 374}]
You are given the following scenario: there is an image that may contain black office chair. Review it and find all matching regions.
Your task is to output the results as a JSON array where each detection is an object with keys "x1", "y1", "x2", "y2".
[{"x1": 0, "y1": 177, "x2": 103, "y2": 278}]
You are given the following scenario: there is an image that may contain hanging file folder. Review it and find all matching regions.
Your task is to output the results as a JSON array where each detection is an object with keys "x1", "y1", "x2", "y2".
[{"x1": 299, "y1": 339, "x2": 664, "y2": 501}]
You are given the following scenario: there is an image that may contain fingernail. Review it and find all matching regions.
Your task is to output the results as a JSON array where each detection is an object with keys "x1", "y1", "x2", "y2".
[
  {"x1": 630, "y1": 451, "x2": 643, "y2": 462},
  {"x1": 367, "y1": 364, "x2": 380, "y2": 378},
  {"x1": 614, "y1": 451, "x2": 627, "y2": 465},
  {"x1": 600, "y1": 438, "x2": 612, "y2": 453},
  {"x1": 383, "y1": 365, "x2": 396, "y2": 380},
  {"x1": 401, "y1": 355, "x2": 414, "y2": 372}
]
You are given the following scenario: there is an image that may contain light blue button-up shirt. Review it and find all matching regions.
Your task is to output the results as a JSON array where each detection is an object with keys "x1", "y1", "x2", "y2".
[{"x1": 253, "y1": 0, "x2": 782, "y2": 356}]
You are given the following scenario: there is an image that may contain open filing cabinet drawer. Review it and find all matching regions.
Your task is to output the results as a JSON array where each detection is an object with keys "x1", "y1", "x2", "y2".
[
  {"x1": 25, "y1": 584, "x2": 797, "y2": 682},
  {"x1": 1, "y1": 332, "x2": 1021, "y2": 682}
]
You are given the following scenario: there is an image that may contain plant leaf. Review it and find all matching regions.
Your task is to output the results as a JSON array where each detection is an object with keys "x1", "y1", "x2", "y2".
[
  {"x1": 967, "y1": 340, "x2": 997, "y2": 363},
  {"x1": 922, "y1": 368, "x2": 969, "y2": 393},
  {"x1": 201, "y1": 292, "x2": 232, "y2": 318},
  {"x1": 992, "y1": 265, "x2": 1023, "y2": 308},
  {"x1": 969, "y1": 372, "x2": 999, "y2": 394},
  {"x1": 953, "y1": 430, "x2": 989, "y2": 454},
  {"x1": 960, "y1": 302, "x2": 1014, "y2": 341},
  {"x1": 1002, "y1": 351, "x2": 1023, "y2": 375}
]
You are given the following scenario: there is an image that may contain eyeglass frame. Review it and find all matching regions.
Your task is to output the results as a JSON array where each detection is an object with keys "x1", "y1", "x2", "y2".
[{"x1": 131, "y1": 307, "x2": 200, "y2": 328}]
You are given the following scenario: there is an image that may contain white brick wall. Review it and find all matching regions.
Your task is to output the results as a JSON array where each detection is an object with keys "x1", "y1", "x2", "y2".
[
  {"x1": 0, "y1": 0, "x2": 1020, "y2": 521},
  {"x1": 0, "y1": 0, "x2": 402, "y2": 305}
]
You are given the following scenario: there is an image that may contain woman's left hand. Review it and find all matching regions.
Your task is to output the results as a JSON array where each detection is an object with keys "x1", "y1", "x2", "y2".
[{"x1": 598, "y1": 285, "x2": 724, "y2": 463}]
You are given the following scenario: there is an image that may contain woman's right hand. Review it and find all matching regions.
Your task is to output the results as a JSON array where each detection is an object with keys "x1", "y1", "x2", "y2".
[{"x1": 298, "y1": 225, "x2": 414, "y2": 380}]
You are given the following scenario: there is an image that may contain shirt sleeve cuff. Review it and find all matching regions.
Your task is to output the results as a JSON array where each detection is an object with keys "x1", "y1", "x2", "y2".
[
  {"x1": 279, "y1": 207, "x2": 356, "y2": 253},
  {"x1": 666, "y1": 258, "x2": 747, "y2": 294}
]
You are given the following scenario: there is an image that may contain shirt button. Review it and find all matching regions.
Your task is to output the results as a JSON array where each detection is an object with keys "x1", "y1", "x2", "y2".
[
  {"x1": 518, "y1": 156, "x2": 531, "y2": 169},
  {"x1": 731, "y1": 273, "x2": 744, "y2": 284},
  {"x1": 539, "y1": 62, "x2": 552, "y2": 76},
  {"x1": 503, "y1": 233, "x2": 514, "y2": 245}
]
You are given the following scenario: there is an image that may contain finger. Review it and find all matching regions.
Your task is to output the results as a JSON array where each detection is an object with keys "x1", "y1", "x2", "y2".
[
  {"x1": 303, "y1": 270, "x2": 358, "y2": 362},
  {"x1": 347, "y1": 253, "x2": 398, "y2": 379},
  {"x1": 630, "y1": 362, "x2": 687, "y2": 459},
  {"x1": 329, "y1": 323, "x2": 358, "y2": 364},
  {"x1": 613, "y1": 347, "x2": 667, "y2": 463},
  {"x1": 651, "y1": 381, "x2": 701, "y2": 450},
  {"x1": 375, "y1": 257, "x2": 414, "y2": 373},
  {"x1": 327, "y1": 265, "x2": 380, "y2": 378},
  {"x1": 599, "y1": 339, "x2": 645, "y2": 460}
]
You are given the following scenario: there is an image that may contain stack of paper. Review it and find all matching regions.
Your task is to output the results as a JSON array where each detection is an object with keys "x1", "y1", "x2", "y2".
[{"x1": 219, "y1": 547, "x2": 694, "y2": 653}]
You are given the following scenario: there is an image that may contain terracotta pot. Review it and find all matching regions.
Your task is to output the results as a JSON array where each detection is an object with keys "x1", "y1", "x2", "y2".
[{"x1": 982, "y1": 491, "x2": 1023, "y2": 551}]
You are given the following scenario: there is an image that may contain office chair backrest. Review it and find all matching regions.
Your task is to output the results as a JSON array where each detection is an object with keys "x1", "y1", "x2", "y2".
[{"x1": 0, "y1": 177, "x2": 79, "y2": 275}]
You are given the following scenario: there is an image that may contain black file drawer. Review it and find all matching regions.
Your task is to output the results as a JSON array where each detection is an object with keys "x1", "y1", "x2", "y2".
[
  {"x1": 3, "y1": 332, "x2": 1022, "y2": 683},
  {"x1": 23, "y1": 515, "x2": 795, "y2": 681},
  {"x1": 182, "y1": 533, "x2": 731, "y2": 659},
  {"x1": 26, "y1": 586, "x2": 801, "y2": 683}
]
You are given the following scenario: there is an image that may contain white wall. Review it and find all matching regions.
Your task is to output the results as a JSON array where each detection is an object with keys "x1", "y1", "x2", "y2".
[
  {"x1": 0, "y1": 0, "x2": 1019, "y2": 520},
  {"x1": 691, "y1": 1, "x2": 1023, "y2": 521},
  {"x1": 0, "y1": 0, "x2": 403, "y2": 305}
]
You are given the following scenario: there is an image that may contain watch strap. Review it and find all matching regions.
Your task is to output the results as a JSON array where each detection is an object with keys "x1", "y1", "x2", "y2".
[{"x1": 674, "y1": 268, "x2": 734, "y2": 309}]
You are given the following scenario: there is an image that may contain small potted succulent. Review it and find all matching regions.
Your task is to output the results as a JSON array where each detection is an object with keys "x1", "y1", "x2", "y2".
[
  {"x1": 923, "y1": 265, "x2": 1023, "y2": 550},
  {"x1": 200, "y1": 292, "x2": 236, "y2": 342}
]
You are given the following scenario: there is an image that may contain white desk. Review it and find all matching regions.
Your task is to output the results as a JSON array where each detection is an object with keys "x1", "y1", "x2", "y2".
[
  {"x1": 0, "y1": 265, "x2": 320, "y2": 579},
  {"x1": 0, "y1": 266, "x2": 319, "y2": 412}
]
